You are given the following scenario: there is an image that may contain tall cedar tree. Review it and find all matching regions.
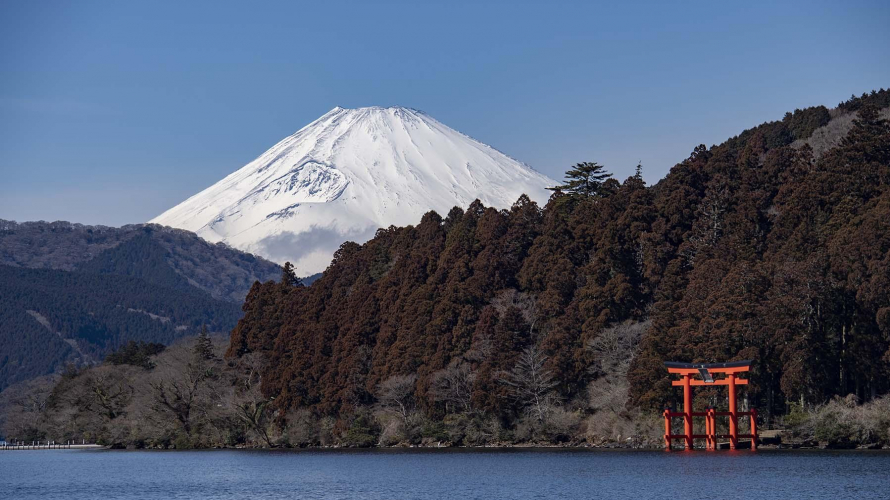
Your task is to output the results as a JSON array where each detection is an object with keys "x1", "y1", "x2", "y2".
[
  {"x1": 280, "y1": 262, "x2": 302, "y2": 287},
  {"x1": 194, "y1": 325, "x2": 215, "y2": 361}
]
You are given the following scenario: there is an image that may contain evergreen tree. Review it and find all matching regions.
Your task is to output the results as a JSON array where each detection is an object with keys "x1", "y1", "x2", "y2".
[
  {"x1": 105, "y1": 341, "x2": 166, "y2": 369},
  {"x1": 280, "y1": 262, "x2": 302, "y2": 287},
  {"x1": 547, "y1": 162, "x2": 613, "y2": 198},
  {"x1": 194, "y1": 325, "x2": 215, "y2": 361}
]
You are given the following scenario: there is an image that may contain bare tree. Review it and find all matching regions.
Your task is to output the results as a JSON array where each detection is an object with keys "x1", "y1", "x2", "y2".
[
  {"x1": 120, "y1": 336, "x2": 231, "y2": 447},
  {"x1": 500, "y1": 345, "x2": 558, "y2": 422},
  {"x1": 586, "y1": 320, "x2": 650, "y2": 413},
  {"x1": 430, "y1": 363, "x2": 476, "y2": 413},
  {"x1": 148, "y1": 341, "x2": 220, "y2": 438},
  {"x1": 375, "y1": 374, "x2": 417, "y2": 426},
  {"x1": 686, "y1": 185, "x2": 729, "y2": 266},
  {"x1": 81, "y1": 365, "x2": 135, "y2": 420},
  {"x1": 466, "y1": 332, "x2": 493, "y2": 363},
  {"x1": 587, "y1": 320, "x2": 650, "y2": 376},
  {"x1": 37, "y1": 364, "x2": 139, "y2": 444},
  {"x1": 227, "y1": 352, "x2": 276, "y2": 447},
  {"x1": 284, "y1": 408, "x2": 319, "y2": 447},
  {"x1": 0, "y1": 376, "x2": 56, "y2": 441}
]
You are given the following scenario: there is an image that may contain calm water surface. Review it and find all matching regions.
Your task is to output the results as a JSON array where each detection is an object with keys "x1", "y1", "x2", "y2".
[{"x1": 2, "y1": 448, "x2": 888, "y2": 499}]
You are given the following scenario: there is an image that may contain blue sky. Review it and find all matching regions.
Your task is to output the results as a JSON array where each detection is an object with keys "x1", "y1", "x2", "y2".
[{"x1": 1, "y1": 0, "x2": 889, "y2": 225}]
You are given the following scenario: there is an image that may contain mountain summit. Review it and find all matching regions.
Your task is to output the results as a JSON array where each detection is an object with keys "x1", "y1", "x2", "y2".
[{"x1": 152, "y1": 106, "x2": 555, "y2": 274}]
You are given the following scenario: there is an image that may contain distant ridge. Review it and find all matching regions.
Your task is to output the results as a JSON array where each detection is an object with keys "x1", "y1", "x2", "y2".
[
  {"x1": 0, "y1": 220, "x2": 280, "y2": 302},
  {"x1": 0, "y1": 220, "x2": 283, "y2": 390}
]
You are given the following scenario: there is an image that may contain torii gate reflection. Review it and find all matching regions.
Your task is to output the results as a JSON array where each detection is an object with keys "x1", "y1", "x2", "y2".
[{"x1": 663, "y1": 360, "x2": 757, "y2": 451}]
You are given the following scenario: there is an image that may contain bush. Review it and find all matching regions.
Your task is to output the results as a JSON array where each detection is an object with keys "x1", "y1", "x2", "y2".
[
  {"x1": 420, "y1": 418, "x2": 449, "y2": 442},
  {"x1": 582, "y1": 410, "x2": 662, "y2": 447},
  {"x1": 782, "y1": 401, "x2": 809, "y2": 430},
  {"x1": 513, "y1": 405, "x2": 582, "y2": 444},
  {"x1": 377, "y1": 418, "x2": 406, "y2": 446},
  {"x1": 173, "y1": 433, "x2": 194, "y2": 450},
  {"x1": 284, "y1": 409, "x2": 319, "y2": 447},
  {"x1": 439, "y1": 413, "x2": 504, "y2": 445},
  {"x1": 105, "y1": 341, "x2": 166, "y2": 369},
  {"x1": 790, "y1": 395, "x2": 890, "y2": 447},
  {"x1": 543, "y1": 407, "x2": 582, "y2": 443},
  {"x1": 341, "y1": 412, "x2": 379, "y2": 448}
]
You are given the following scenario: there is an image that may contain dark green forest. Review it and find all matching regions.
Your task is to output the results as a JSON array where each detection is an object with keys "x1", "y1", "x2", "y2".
[
  {"x1": 0, "y1": 223, "x2": 279, "y2": 390},
  {"x1": 0, "y1": 221, "x2": 281, "y2": 302},
  {"x1": 0, "y1": 264, "x2": 243, "y2": 390}
]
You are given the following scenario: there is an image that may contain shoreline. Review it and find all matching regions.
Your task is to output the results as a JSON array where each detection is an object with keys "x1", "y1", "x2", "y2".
[
  {"x1": 94, "y1": 440, "x2": 890, "y2": 452},
  {"x1": 8, "y1": 445, "x2": 890, "y2": 453},
  {"x1": 0, "y1": 444, "x2": 105, "y2": 451}
]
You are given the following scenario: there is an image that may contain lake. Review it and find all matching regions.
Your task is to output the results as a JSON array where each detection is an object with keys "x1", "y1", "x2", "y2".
[{"x1": 2, "y1": 448, "x2": 888, "y2": 499}]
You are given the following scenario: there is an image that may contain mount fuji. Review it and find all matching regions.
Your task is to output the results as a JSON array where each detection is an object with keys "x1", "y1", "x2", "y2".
[{"x1": 152, "y1": 106, "x2": 556, "y2": 275}]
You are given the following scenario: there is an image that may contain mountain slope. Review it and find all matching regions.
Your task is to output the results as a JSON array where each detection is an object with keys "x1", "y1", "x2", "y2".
[
  {"x1": 0, "y1": 221, "x2": 280, "y2": 302},
  {"x1": 0, "y1": 221, "x2": 282, "y2": 389},
  {"x1": 152, "y1": 106, "x2": 555, "y2": 275},
  {"x1": 0, "y1": 264, "x2": 244, "y2": 390}
]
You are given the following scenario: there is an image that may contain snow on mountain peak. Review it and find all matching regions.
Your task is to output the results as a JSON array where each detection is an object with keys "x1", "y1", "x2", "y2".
[{"x1": 151, "y1": 106, "x2": 556, "y2": 275}]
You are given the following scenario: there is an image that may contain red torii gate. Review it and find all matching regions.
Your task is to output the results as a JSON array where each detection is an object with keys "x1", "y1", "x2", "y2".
[{"x1": 663, "y1": 360, "x2": 757, "y2": 451}]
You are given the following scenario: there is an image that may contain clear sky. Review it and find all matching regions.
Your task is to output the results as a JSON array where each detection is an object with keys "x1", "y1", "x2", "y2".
[{"x1": 1, "y1": 0, "x2": 888, "y2": 226}]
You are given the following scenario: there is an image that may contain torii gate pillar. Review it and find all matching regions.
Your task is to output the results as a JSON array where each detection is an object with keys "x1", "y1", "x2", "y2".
[
  {"x1": 663, "y1": 360, "x2": 757, "y2": 451},
  {"x1": 682, "y1": 373, "x2": 693, "y2": 450},
  {"x1": 728, "y1": 373, "x2": 737, "y2": 450}
]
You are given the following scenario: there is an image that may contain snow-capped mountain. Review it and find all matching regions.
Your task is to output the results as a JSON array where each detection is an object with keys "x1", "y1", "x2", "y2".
[{"x1": 152, "y1": 106, "x2": 555, "y2": 275}]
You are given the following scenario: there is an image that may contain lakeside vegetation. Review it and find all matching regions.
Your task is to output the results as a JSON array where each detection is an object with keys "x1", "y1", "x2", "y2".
[
  {"x1": 2, "y1": 333, "x2": 888, "y2": 449},
  {"x1": 0, "y1": 332, "x2": 662, "y2": 448}
]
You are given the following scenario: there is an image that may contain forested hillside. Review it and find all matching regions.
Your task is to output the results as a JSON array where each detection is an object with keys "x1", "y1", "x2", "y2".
[
  {"x1": 0, "y1": 222, "x2": 280, "y2": 302},
  {"x1": 0, "y1": 223, "x2": 280, "y2": 390},
  {"x1": 229, "y1": 90, "x2": 890, "y2": 433},
  {"x1": 0, "y1": 265, "x2": 243, "y2": 390}
]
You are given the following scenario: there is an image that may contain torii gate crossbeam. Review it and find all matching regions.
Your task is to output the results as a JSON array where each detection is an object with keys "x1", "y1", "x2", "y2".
[{"x1": 663, "y1": 360, "x2": 757, "y2": 451}]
